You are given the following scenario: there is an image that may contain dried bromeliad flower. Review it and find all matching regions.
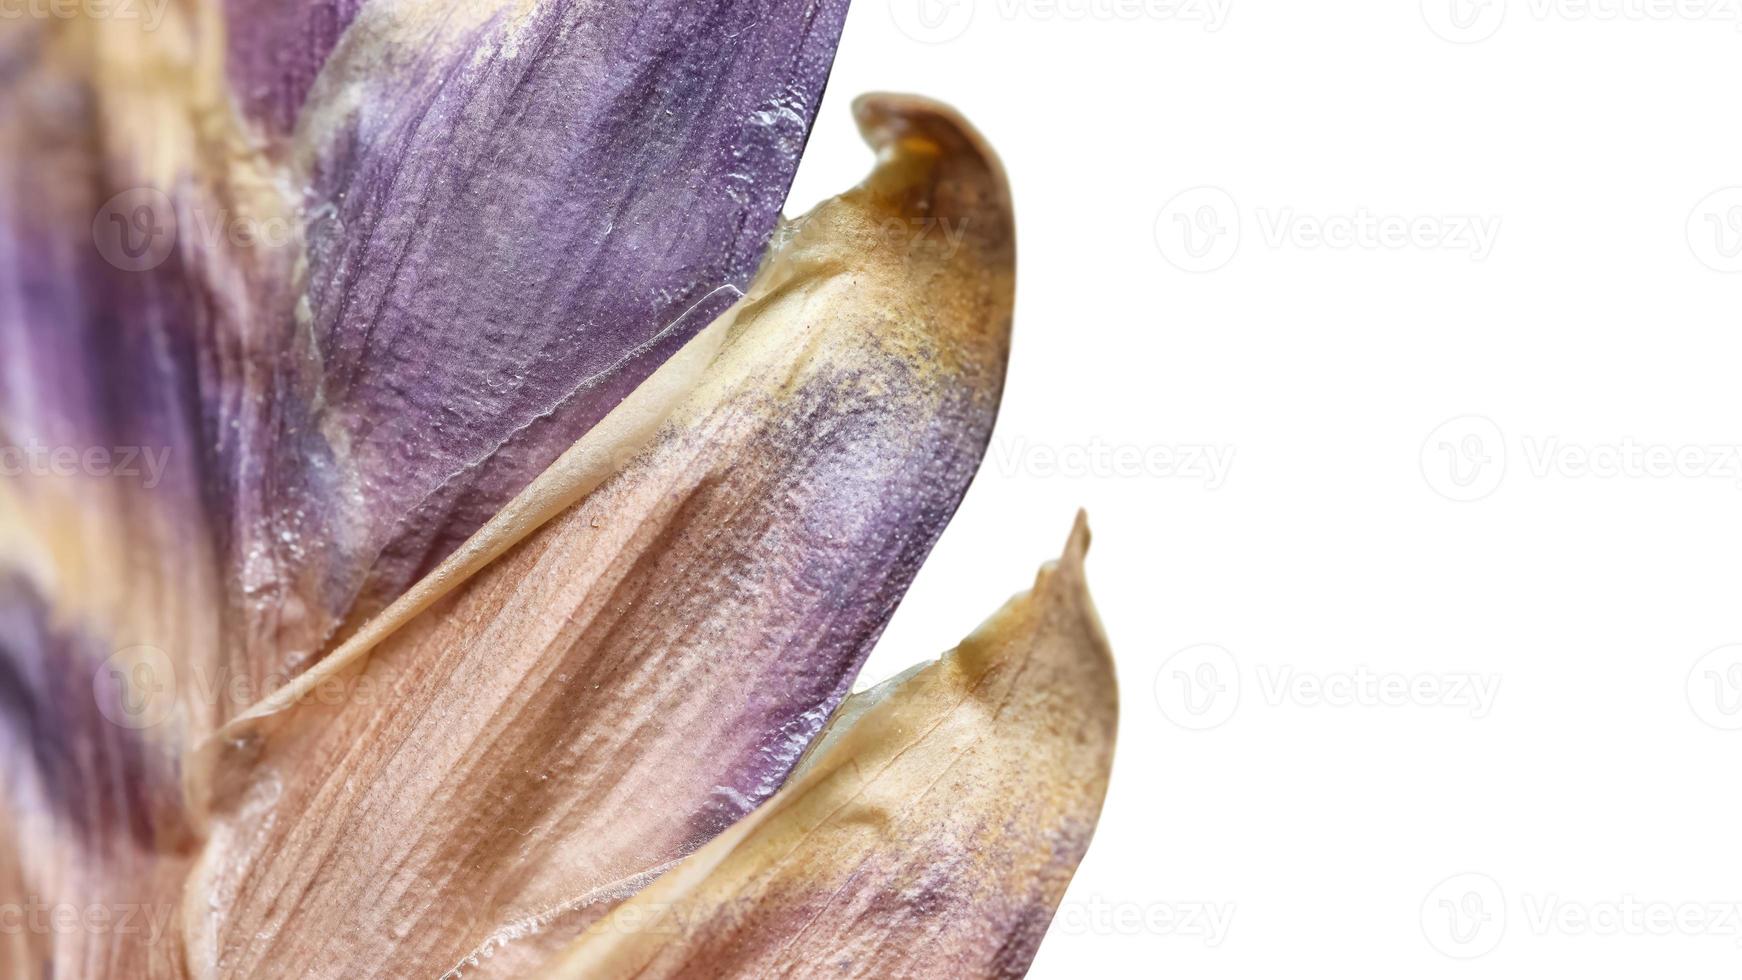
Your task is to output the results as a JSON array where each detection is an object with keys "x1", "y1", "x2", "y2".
[{"x1": 0, "y1": 1, "x2": 1118, "y2": 977}]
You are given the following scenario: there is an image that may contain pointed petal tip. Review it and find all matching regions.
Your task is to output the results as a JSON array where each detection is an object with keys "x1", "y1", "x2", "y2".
[
  {"x1": 527, "y1": 508, "x2": 1120, "y2": 980},
  {"x1": 1035, "y1": 509, "x2": 1094, "y2": 606},
  {"x1": 1066, "y1": 507, "x2": 1092, "y2": 567},
  {"x1": 1043, "y1": 507, "x2": 1117, "y2": 727}
]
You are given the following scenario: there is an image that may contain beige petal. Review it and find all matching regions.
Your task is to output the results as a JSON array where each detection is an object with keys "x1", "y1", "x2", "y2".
[
  {"x1": 532, "y1": 513, "x2": 1118, "y2": 980},
  {"x1": 184, "y1": 94, "x2": 1015, "y2": 979}
]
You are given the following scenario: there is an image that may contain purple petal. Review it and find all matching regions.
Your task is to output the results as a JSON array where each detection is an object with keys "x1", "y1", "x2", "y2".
[
  {"x1": 2, "y1": 0, "x2": 852, "y2": 709},
  {"x1": 190, "y1": 93, "x2": 1015, "y2": 980},
  {"x1": 244, "y1": 0, "x2": 852, "y2": 682}
]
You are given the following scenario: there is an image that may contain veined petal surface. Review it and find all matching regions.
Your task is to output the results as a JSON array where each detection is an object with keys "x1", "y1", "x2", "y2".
[
  {"x1": 256, "y1": 0, "x2": 855, "y2": 680},
  {"x1": 0, "y1": 0, "x2": 851, "y2": 725},
  {"x1": 533, "y1": 515, "x2": 1118, "y2": 980},
  {"x1": 2, "y1": 2, "x2": 849, "y2": 976},
  {"x1": 187, "y1": 94, "x2": 1014, "y2": 979}
]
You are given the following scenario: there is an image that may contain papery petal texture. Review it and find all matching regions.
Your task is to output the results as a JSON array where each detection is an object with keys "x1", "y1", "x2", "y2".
[
  {"x1": 255, "y1": 0, "x2": 855, "y2": 679},
  {"x1": 0, "y1": 575, "x2": 192, "y2": 979},
  {"x1": 0, "y1": 19, "x2": 227, "y2": 976},
  {"x1": 187, "y1": 94, "x2": 1014, "y2": 979},
  {"x1": 0, "y1": 0, "x2": 851, "y2": 728},
  {"x1": 532, "y1": 515, "x2": 1118, "y2": 980},
  {"x1": 2, "y1": 2, "x2": 851, "y2": 976}
]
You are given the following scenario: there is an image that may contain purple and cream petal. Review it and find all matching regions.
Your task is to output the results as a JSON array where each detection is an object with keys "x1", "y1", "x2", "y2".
[
  {"x1": 2, "y1": 3, "x2": 852, "y2": 975},
  {"x1": 185, "y1": 94, "x2": 1014, "y2": 978},
  {"x1": 2, "y1": 0, "x2": 852, "y2": 720},
  {"x1": 240, "y1": 0, "x2": 854, "y2": 684}
]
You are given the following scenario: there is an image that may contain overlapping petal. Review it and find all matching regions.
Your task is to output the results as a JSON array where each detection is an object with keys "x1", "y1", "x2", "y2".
[
  {"x1": 186, "y1": 93, "x2": 1014, "y2": 978},
  {"x1": 532, "y1": 515, "x2": 1117, "y2": 980},
  {"x1": 251, "y1": 0, "x2": 855, "y2": 683},
  {"x1": 0, "y1": 0, "x2": 851, "y2": 735},
  {"x1": 3, "y1": 1, "x2": 853, "y2": 975},
  {"x1": 3, "y1": 1, "x2": 1122, "y2": 976}
]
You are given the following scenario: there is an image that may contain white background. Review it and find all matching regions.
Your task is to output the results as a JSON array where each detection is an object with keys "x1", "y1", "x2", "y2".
[{"x1": 789, "y1": 1, "x2": 1742, "y2": 976}]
